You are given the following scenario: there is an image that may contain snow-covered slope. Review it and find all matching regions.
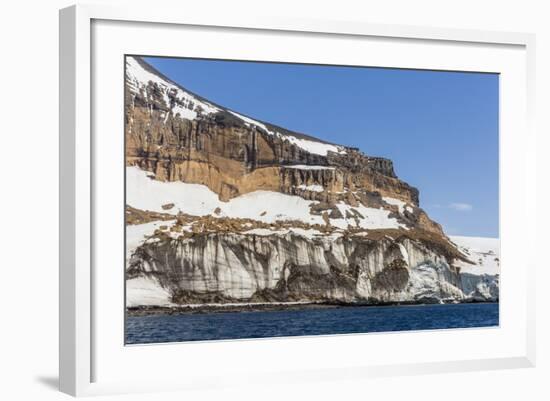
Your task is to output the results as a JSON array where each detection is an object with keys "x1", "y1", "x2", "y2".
[
  {"x1": 126, "y1": 166, "x2": 405, "y2": 230},
  {"x1": 126, "y1": 56, "x2": 346, "y2": 156},
  {"x1": 126, "y1": 219, "x2": 176, "y2": 258},
  {"x1": 450, "y1": 235, "x2": 500, "y2": 276},
  {"x1": 126, "y1": 56, "x2": 220, "y2": 121},
  {"x1": 450, "y1": 235, "x2": 499, "y2": 301}
]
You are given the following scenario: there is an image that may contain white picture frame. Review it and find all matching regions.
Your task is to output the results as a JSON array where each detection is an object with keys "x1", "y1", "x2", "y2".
[{"x1": 59, "y1": 4, "x2": 536, "y2": 397}]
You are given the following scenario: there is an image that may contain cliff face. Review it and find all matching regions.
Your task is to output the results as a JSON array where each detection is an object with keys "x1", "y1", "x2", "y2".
[
  {"x1": 128, "y1": 232, "x2": 470, "y2": 304},
  {"x1": 124, "y1": 56, "x2": 499, "y2": 307},
  {"x1": 124, "y1": 57, "x2": 434, "y2": 229}
]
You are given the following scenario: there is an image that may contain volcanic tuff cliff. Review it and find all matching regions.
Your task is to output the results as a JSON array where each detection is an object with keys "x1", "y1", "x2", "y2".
[{"x1": 124, "y1": 56, "x2": 499, "y2": 307}]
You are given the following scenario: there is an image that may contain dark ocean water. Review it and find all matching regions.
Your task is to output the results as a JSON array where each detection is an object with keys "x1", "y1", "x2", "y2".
[{"x1": 125, "y1": 303, "x2": 499, "y2": 345}]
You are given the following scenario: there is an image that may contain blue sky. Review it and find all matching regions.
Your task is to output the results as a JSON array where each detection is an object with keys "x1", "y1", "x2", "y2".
[{"x1": 144, "y1": 57, "x2": 499, "y2": 238}]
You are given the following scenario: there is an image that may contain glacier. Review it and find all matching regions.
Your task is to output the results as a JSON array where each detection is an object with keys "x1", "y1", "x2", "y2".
[{"x1": 126, "y1": 222, "x2": 499, "y2": 307}]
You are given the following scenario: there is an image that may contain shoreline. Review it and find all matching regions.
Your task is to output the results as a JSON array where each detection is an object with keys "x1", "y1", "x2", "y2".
[{"x1": 126, "y1": 299, "x2": 498, "y2": 317}]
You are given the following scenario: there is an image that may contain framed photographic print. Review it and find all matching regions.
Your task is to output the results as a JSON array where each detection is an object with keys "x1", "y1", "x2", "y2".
[{"x1": 59, "y1": 4, "x2": 536, "y2": 397}]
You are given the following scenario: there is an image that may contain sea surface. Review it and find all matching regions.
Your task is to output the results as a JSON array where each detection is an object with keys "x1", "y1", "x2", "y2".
[{"x1": 126, "y1": 303, "x2": 499, "y2": 345}]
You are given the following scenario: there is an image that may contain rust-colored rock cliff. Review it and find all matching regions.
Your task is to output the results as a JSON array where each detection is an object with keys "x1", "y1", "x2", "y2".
[{"x1": 125, "y1": 56, "x2": 442, "y2": 235}]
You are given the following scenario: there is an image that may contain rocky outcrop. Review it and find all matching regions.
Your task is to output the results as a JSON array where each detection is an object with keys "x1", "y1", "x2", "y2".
[
  {"x1": 125, "y1": 56, "x2": 425, "y2": 222},
  {"x1": 124, "y1": 56, "x2": 498, "y2": 308}
]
